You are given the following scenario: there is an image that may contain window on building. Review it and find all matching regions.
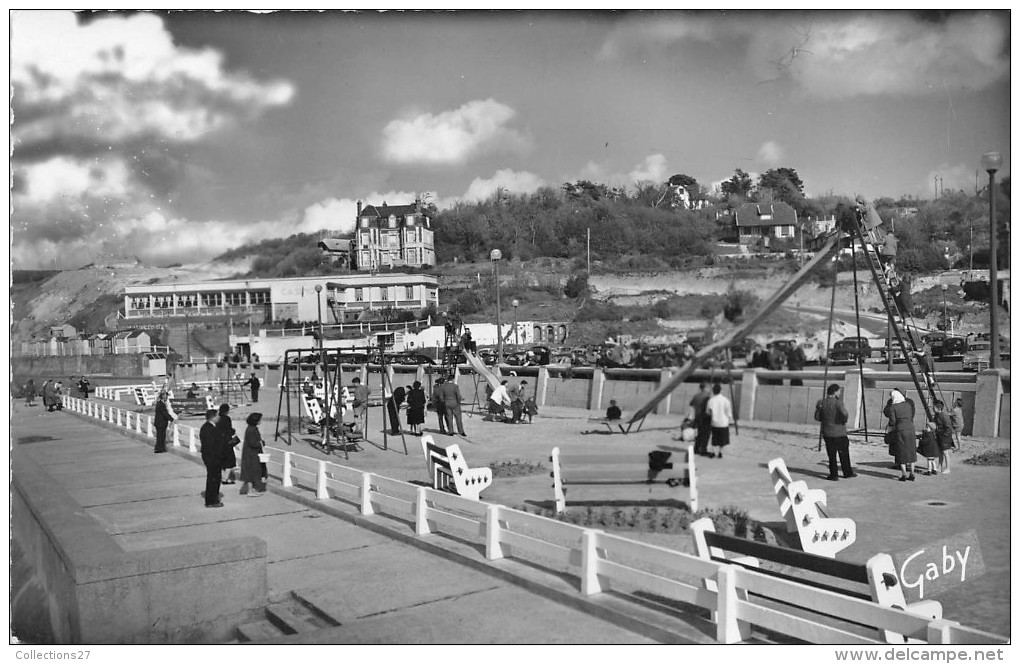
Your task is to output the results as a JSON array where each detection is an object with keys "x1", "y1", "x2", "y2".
[
  {"x1": 355, "y1": 288, "x2": 364, "y2": 302},
  {"x1": 380, "y1": 287, "x2": 389, "y2": 301},
  {"x1": 404, "y1": 285, "x2": 414, "y2": 300}
]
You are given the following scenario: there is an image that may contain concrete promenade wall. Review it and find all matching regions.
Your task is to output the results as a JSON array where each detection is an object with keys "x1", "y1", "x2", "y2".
[
  {"x1": 83, "y1": 360, "x2": 1011, "y2": 439},
  {"x1": 12, "y1": 354, "x2": 146, "y2": 381},
  {"x1": 12, "y1": 449, "x2": 268, "y2": 644}
]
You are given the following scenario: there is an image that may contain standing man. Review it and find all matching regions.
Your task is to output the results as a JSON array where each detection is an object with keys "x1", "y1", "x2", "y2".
[
  {"x1": 77, "y1": 375, "x2": 91, "y2": 399},
  {"x1": 200, "y1": 409, "x2": 225, "y2": 508},
  {"x1": 438, "y1": 375, "x2": 467, "y2": 436},
  {"x1": 814, "y1": 383, "x2": 855, "y2": 481},
  {"x1": 351, "y1": 376, "x2": 370, "y2": 435},
  {"x1": 705, "y1": 383, "x2": 734, "y2": 459},
  {"x1": 786, "y1": 340, "x2": 807, "y2": 386},
  {"x1": 913, "y1": 340, "x2": 936, "y2": 391},
  {"x1": 688, "y1": 381, "x2": 713, "y2": 457},
  {"x1": 153, "y1": 390, "x2": 177, "y2": 454},
  {"x1": 431, "y1": 376, "x2": 448, "y2": 435},
  {"x1": 242, "y1": 372, "x2": 261, "y2": 403},
  {"x1": 510, "y1": 379, "x2": 528, "y2": 423}
]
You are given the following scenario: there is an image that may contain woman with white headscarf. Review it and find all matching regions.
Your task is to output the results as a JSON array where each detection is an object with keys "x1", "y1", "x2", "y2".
[{"x1": 883, "y1": 388, "x2": 917, "y2": 481}]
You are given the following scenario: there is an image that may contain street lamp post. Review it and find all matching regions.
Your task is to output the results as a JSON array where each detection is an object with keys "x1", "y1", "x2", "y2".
[
  {"x1": 512, "y1": 299, "x2": 520, "y2": 348},
  {"x1": 981, "y1": 152, "x2": 1001, "y2": 369},
  {"x1": 490, "y1": 249, "x2": 503, "y2": 363},
  {"x1": 314, "y1": 284, "x2": 324, "y2": 352},
  {"x1": 941, "y1": 283, "x2": 949, "y2": 334}
]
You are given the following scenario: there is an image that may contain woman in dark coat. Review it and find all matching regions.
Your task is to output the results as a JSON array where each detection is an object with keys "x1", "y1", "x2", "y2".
[
  {"x1": 405, "y1": 381, "x2": 427, "y2": 435},
  {"x1": 217, "y1": 404, "x2": 237, "y2": 484},
  {"x1": 884, "y1": 388, "x2": 917, "y2": 481},
  {"x1": 239, "y1": 412, "x2": 266, "y2": 496}
]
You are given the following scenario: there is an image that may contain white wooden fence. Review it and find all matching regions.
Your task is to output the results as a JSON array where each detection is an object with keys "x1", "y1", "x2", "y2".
[{"x1": 60, "y1": 393, "x2": 1007, "y2": 646}]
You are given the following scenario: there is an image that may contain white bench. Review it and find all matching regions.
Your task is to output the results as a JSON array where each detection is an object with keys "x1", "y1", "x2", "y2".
[
  {"x1": 549, "y1": 445, "x2": 697, "y2": 514},
  {"x1": 419, "y1": 434, "x2": 492, "y2": 501},
  {"x1": 691, "y1": 518, "x2": 942, "y2": 644},
  {"x1": 768, "y1": 458, "x2": 856, "y2": 557},
  {"x1": 133, "y1": 386, "x2": 159, "y2": 406}
]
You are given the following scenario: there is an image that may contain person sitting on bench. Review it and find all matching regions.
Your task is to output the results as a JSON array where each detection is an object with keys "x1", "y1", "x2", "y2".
[{"x1": 605, "y1": 399, "x2": 622, "y2": 421}]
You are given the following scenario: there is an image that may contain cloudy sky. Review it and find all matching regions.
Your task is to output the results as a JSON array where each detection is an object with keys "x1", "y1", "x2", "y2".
[{"x1": 10, "y1": 9, "x2": 1011, "y2": 269}]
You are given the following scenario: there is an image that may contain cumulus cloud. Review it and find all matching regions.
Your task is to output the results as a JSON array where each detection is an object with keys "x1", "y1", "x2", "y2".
[
  {"x1": 298, "y1": 190, "x2": 422, "y2": 236},
  {"x1": 457, "y1": 169, "x2": 546, "y2": 203},
  {"x1": 757, "y1": 141, "x2": 784, "y2": 166},
  {"x1": 600, "y1": 11, "x2": 1008, "y2": 99},
  {"x1": 380, "y1": 99, "x2": 532, "y2": 165},
  {"x1": 10, "y1": 11, "x2": 296, "y2": 268},
  {"x1": 577, "y1": 153, "x2": 671, "y2": 190}
]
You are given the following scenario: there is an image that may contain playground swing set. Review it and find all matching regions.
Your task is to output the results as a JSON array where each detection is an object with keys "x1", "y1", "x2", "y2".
[{"x1": 273, "y1": 340, "x2": 409, "y2": 460}]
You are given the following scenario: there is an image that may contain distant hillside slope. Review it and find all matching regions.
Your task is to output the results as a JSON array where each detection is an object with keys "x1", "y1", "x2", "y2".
[{"x1": 11, "y1": 259, "x2": 253, "y2": 340}]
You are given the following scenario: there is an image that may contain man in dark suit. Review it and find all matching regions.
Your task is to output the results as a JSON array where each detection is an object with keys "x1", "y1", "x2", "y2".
[
  {"x1": 200, "y1": 409, "x2": 225, "y2": 507},
  {"x1": 437, "y1": 376, "x2": 466, "y2": 436},
  {"x1": 242, "y1": 372, "x2": 261, "y2": 403},
  {"x1": 153, "y1": 390, "x2": 176, "y2": 453},
  {"x1": 431, "y1": 376, "x2": 447, "y2": 434},
  {"x1": 814, "y1": 384, "x2": 855, "y2": 481}
]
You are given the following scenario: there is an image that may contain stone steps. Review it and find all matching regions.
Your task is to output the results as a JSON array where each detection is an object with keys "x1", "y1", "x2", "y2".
[{"x1": 235, "y1": 591, "x2": 340, "y2": 643}]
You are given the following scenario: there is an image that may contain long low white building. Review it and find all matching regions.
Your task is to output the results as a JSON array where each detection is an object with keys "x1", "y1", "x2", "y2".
[{"x1": 123, "y1": 273, "x2": 439, "y2": 323}]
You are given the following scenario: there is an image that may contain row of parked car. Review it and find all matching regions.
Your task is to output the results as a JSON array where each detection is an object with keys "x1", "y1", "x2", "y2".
[{"x1": 825, "y1": 333, "x2": 1008, "y2": 371}]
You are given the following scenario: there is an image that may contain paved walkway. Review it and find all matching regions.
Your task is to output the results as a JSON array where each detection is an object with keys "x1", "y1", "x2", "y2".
[{"x1": 11, "y1": 402, "x2": 666, "y2": 644}]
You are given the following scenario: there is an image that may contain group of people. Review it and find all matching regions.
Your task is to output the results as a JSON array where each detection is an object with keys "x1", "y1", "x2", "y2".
[
  {"x1": 485, "y1": 377, "x2": 537, "y2": 424},
  {"x1": 747, "y1": 340, "x2": 807, "y2": 385},
  {"x1": 23, "y1": 379, "x2": 65, "y2": 411},
  {"x1": 199, "y1": 406, "x2": 268, "y2": 508},
  {"x1": 683, "y1": 381, "x2": 736, "y2": 459}
]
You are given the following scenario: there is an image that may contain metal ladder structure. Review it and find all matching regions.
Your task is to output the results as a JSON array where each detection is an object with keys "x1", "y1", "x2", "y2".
[{"x1": 847, "y1": 203, "x2": 945, "y2": 422}]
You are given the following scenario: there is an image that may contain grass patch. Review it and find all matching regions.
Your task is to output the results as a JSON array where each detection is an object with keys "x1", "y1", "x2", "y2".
[
  {"x1": 962, "y1": 448, "x2": 1009, "y2": 467},
  {"x1": 520, "y1": 501, "x2": 772, "y2": 541},
  {"x1": 489, "y1": 459, "x2": 546, "y2": 477}
]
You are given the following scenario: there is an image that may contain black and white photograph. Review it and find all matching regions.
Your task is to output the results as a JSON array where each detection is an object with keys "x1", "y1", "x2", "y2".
[{"x1": 9, "y1": 8, "x2": 1013, "y2": 655}]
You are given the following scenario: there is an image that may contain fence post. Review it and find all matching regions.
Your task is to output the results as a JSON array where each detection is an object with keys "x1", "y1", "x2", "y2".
[
  {"x1": 485, "y1": 504, "x2": 503, "y2": 560},
  {"x1": 116, "y1": 409, "x2": 122, "y2": 427},
  {"x1": 124, "y1": 411, "x2": 131, "y2": 429},
  {"x1": 537, "y1": 366, "x2": 549, "y2": 407},
  {"x1": 136, "y1": 413, "x2": 143, "y2": 434},
  {"x1": 925, "y1": 618, "x2": 961, "y2": 645},
  {"x1": 282, "y1": 451, "x2": 293, "y2": 487},
  {"x1": 657, "y1": 368, "x2": 673, "y2": 415},
  {"x1": 360, "y1": 473, "x2": 374, "y2": 515},
  {"x1": 738, "y1": 369, "x2": 759, "y2": 421},
  {"x1": 172, "y1": 424, "x2": 180, "y2": 447},
  {"x1": 316, "y1": 460, "x2": 329, "y2": 499},
  {"x1": 715, "y1": 565, "x2": 750, "y2": 643},
  {"x1": 581, "y1": 529, "x2": 602, "y2": 595},
  {"x1": 188, "y1": 427, "x2": 197, "y2": 453},
  {"x1": 147, "y1": 416, "x2": 154, "y2": 438},
  {"x1": 415, "y1": 487, "x2": 430, "y2": 535}
]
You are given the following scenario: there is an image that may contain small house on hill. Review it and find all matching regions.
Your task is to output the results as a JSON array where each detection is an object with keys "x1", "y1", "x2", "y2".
[
  {"x1": 317, "y1": 237, "x2": 353, "y2": 268},
  {"x1": 733, "y1": 202, "x2": 798, "y2": 245}
]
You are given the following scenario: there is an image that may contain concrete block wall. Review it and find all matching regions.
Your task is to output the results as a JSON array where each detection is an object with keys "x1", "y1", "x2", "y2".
[{"x1": 11, "y1": 450, "x2": 268, "y2": 644}]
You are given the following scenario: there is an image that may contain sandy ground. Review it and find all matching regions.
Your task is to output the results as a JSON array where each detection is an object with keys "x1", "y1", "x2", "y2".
[{"x1": 153, "y1": 385, "x2": 1012, "y2": 638}]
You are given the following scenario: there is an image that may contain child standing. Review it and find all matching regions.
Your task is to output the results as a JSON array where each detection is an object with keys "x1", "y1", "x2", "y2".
[
  {"x1": 934, "y1": 399, "x2": 956, "y2": 475},
  {"x1": 917, "y1": 422, "x2": 940, "y2": 475},
  {"x1": 950, "y1": 397, "x2": 965, "y2": 450}
]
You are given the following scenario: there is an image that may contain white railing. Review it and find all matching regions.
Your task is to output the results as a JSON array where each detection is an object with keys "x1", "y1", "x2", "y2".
[{"x1": 58, "y1": 392, "x2": 1007, "y2": 646}]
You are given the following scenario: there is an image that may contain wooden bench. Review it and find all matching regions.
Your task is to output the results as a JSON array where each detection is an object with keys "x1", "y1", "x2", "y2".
[
  {"x1": 419, "y1": 434, "x2": 492, "y2": 501},
  {"x1": 586, "y1": 416, "x2": 627, "y2": 434},
  {"x1": 133, "y1": 386, "x2": 158, "y2": 406},
  {"x1": 549, "y1": 445, "x2": 697, "y2": 513},
  {"x1": 768, "y1": 457, "x2": 857, "y2": 557},
  {"x1": 691, "y1": 518, "x2": 942, "y2": 644},
  {"x1": 169, "y1": 395, "x2": 215, "y2": 415}
]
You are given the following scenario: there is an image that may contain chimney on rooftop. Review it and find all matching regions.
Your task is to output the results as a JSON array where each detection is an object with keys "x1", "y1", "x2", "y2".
[{"x1": 357, "y1": 200, "x2": 362, "y2": 217}]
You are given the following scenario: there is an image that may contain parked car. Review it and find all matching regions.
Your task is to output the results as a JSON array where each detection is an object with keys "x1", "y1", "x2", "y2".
[
  {"x1": 800, "y1": 341, "x2": 826, "y2": 365},
  {"x1": 828, "y1": 337, "x2": 875, "y2": 365},
  {"x1": 962, "y1": 341, "x2": 992, "y2": 371},
  {"x1": 766, "y1": 339, "x2": 796, "y2": 354}
]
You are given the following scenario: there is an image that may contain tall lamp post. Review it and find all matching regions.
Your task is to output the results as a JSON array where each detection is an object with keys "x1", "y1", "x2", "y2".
[
  {"x1": 314, "y1": 284, "x2": 324, "y2": 352},
  {"x1": 941, "y1": 283, "x2": 949, "y2": 334},
  {"x1": 490, "y1": 249, "x2": 503, "y2": 363},
  {"x1": 512, "y1": 299, "x2": 520, "y2": 348},
  {"x1": 981, "y1": 151, "x2": 1001, "y2": 369}
]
